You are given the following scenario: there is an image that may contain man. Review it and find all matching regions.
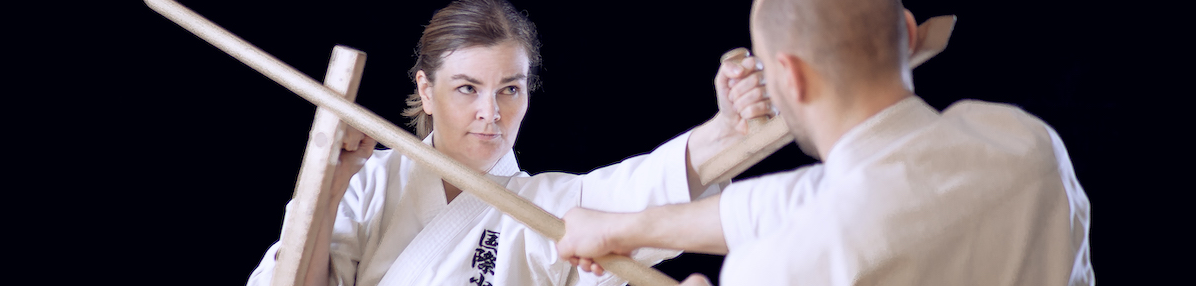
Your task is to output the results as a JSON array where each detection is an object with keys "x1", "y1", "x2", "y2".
[{"x1": 555, "y1": 0, "x2": 1093, "y2": 285}]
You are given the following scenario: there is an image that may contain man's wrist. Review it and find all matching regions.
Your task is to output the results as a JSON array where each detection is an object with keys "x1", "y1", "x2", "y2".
[{"x1": 615, "y1": 207, "x2": 659, "y2": 250}]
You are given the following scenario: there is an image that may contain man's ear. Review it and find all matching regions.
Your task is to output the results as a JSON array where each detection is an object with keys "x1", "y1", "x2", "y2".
[
  {"x1": 774, "y1": 51, "x2": 807, "y2": 103},
  {"x1": 903, "y1": 9, "x2": 918, "y2": 57},
  {"x1": 416, "y1": 70, "x2": 434, "y2": 116}
]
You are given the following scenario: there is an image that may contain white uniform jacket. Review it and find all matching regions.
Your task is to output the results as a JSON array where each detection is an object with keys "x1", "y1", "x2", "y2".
[
  {"x1": 718, "y1": 97, "x2": 1093, "y2": 285},
  {"x1": 249, "y1": 131, "x2": 718, "y2": 286}
]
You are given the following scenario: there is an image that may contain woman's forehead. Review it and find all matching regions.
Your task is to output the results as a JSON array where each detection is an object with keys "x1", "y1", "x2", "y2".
[{"x1": 435, "y1": 42, "x2": 530, "y2": 83}]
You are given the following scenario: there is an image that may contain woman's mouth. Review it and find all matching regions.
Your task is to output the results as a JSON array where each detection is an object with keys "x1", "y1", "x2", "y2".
[{"x1": 469, "y1": 133, "x2": 501, "y2": 141}]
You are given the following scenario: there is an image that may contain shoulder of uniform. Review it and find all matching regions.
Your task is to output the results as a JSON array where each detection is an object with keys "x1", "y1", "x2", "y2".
[{"x1": 939, "y1": 99, "x2": 1060, "y2": 169}]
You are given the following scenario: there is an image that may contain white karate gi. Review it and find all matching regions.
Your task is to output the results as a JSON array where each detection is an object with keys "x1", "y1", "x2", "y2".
[
  {"x1": 249, "y1": 131, "x2": 717, "y2": 286},
  {"x1": 718, "y1": 97, "x2": 1093, "y2": 285}
]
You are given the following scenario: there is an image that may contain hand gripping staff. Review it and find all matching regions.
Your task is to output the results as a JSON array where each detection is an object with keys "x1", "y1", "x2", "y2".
[{"x1": 143, "y1": 0, "x2": 681, "y2": 285}]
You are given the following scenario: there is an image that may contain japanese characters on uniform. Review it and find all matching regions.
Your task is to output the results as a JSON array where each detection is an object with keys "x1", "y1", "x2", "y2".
[{"x1": 470, "y1": 229, "x2": 500, "y2": 286}]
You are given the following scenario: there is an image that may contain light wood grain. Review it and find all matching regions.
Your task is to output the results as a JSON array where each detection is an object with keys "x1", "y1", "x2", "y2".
[{"x1": 272, "y1": 46, "x2": 366, "y2": 286}]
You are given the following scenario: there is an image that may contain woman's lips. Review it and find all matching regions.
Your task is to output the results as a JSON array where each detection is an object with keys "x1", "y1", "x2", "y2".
[{"x1": 470, "y1": 133, "x2": 501, "y2": 140}]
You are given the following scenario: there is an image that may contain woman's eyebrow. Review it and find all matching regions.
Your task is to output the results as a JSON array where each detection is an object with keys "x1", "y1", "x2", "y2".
[
  {"x1": 500, "y1": 74, "x2": 527, "y2": 84},
  {"x1": 450, "y1": 74, "x2": 482, "y2": 84},
  {"x1": 449, "y1": 74, "x2": 526, "y2": 85}
]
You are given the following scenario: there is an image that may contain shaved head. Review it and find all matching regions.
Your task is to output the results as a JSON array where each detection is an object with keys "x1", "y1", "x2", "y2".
[{"x1": 751, "y1": 0, "x2": 909, "y2": 93}]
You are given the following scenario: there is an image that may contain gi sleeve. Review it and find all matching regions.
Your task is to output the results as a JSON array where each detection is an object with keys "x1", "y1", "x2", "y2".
[
  {"x1": 577, "y1": 131, "x2": 705, "y2": 212},
  {"x1": 246, "y1": 151, "x2": 388, "y2": 286},
  {"x1": 511, "y1": 131, "x2": 716, "y2": 286},
  {"x1": 719, "y1": 164, "x2": 823, "y2": 252},
  {"x1": 576, "y1": 131, "x2": 707, "y2": 285},
  {"x1": 246, "y1": 198, "x2": 359, "y2": 286}
]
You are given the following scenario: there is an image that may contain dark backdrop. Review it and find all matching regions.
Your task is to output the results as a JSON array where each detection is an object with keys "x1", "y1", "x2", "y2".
[{"x1": 17, "y1": 0, "x2": 1183, "y2": 285}]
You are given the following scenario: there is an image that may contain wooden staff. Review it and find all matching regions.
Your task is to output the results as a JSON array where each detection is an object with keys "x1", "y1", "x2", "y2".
[
  {"x1": 697, "y1": 15, "x2": 957, "y2": 185},
  {"x1": 273, "y1": 46, "x2": 366, "y2": 286},
  {"x1": 142, "y1": 0, "x2": 680, "y2": 285}
]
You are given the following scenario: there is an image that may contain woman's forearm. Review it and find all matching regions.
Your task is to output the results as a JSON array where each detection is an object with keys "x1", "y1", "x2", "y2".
[{"x1": 300, "y1": 177, "x2": 350, "y2": 286}]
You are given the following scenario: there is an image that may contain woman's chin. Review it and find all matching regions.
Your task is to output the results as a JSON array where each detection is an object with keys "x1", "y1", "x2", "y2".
[{"x1": 465, "y1": 146, "x2": 509, "y2": 164}]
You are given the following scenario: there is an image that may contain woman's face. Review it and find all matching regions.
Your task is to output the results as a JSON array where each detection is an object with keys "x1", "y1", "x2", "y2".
[{"x1": 417, "y1": 40, "x2": 530, "y2": 173}]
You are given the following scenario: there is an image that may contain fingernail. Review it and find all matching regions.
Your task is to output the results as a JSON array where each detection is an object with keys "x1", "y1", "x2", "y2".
[
  {"x1": 730, "y1": 64, "x2": 743, "y2": 75},
  {"x1": 755, "y1": 61, "x2": 764, "y2": 71},
  {"x1": 759, "y1": 76, "x2": 767, "y2": 86}
]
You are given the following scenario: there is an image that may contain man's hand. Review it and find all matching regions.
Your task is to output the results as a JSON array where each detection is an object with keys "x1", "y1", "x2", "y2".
[{"x1": 556, "y1": 208, "x2": 636, "y2": 276}]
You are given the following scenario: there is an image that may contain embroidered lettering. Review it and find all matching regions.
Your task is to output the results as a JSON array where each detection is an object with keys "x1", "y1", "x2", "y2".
[
  {"x1": 469, "y1": 229, "x2": 500, "y2": 284},
  {"x1": 472, "y1": 248, "x2": 498, "y2": 275},
  {"x1": 479, "y1": 229, "x2": 500, "y2": 250},
  {"x1": 469, "y1": 273, "x2": 492, "y2": 286}
]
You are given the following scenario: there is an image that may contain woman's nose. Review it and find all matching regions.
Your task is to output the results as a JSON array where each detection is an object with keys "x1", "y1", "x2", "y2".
[{"x1": 477, "y1": 94, "x2": 501, "y2": 122}]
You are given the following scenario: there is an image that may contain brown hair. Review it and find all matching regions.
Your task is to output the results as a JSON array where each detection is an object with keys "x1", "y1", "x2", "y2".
[{"x1": 402, "y1": 0, "x2": 542, "y2": 139}]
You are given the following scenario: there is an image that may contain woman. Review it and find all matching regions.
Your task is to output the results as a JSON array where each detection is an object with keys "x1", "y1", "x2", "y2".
[{"x1": 247, "y1": 0, "x2": 769, "y2": 285}]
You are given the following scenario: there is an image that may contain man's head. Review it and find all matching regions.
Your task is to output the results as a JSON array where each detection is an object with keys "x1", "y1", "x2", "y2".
[{"x1": 750, "y1": 0, "x2": 917, "y2": 159}]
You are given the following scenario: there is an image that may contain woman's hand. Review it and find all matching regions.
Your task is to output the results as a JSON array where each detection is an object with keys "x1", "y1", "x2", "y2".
[
  {"x1": 329, "y1": 126, "x2": 376, "y2": 203},
  {"x1": 713, "y1": 50, "x2": 772, "y2": 134},
  {"x1": 679, "y1": 274, "x2": 713, "y2": 286}
]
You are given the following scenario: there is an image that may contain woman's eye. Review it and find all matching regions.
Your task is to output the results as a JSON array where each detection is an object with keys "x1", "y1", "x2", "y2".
[
  {"x1": 456, "y1": 85, "x2": 475, "y2": 94},
  {"x1": 499, "y1": 86, "x2": 518, "y2": 95}
]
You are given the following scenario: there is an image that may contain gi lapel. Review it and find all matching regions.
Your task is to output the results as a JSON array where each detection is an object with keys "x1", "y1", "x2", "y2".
[
  {"x1": 375, "y1": 131, "x2": 522, "y2": 286},
  {"x1": 376, "y1": 191, "x2": 490, "y2": 286}
]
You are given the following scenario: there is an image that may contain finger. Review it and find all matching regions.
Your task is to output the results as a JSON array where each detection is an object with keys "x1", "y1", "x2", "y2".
[
  {"x1": 728, "y1": 71, "x2": 764, "y2": 103},
  {"x1": 739, "y1": 56, "x2": 763, "y2": 72},
  {"x1": 718, "y1": 53, "x2": 758, "y2": 90},
  {"x1": 714, "y1": 61, "x2": 741, "y2": 96},
  {"x1": 679, "y1": 274, "x2": 713, "y2": 286},
  {"x1": 342, "y1": 126, "x2": 364, "y2": 151},
  {"x1": 358, "y1": 135, "x2": 377, "y2": 151},
  {"x1": 720, "y1": 57, "x2": 747, "y2": 78},
  {"x1": 578, "y1": 258, "x2": 593, "y2": 273},
  {"x1": 725, "y1": 56, "x2": 760, "y2": 83},
  {"x1": 732, "y1": 88, "x2": 771, "y2": 119},
  {"x1": 591, "y1": 262, "x2": 605, "y2": 276},
  {"x1": 739, "y1": 101, "x2": 774, "y2": 121},
  {"x1": 342, "y1": 135, "x2": 376, "y2": 163},
  {"x1": 732, "y1": 85, "x2": 767, "y2": 110},
  {"x1": 568, "y1": 257, "x2": 579, "y2": 266}
]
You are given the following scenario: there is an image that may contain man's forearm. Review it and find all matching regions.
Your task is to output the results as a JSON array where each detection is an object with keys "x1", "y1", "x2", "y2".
[{"x1": 619, "y1": 194, "x2": 728, "y2": 255}]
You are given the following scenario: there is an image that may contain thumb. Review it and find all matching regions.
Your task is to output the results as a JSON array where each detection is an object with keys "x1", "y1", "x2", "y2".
[{"x1": 679, "y1": 273, "x2": 712, "y2": 286}]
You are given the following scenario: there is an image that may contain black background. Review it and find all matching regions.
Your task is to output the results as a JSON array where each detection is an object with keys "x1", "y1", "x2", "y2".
[{"x1": 14, "y1": 0, "x2": 1185, "y2": 285}]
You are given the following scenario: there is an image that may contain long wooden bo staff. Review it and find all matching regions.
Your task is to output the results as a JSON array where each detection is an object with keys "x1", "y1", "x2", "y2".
[
  {"x1": 144, "y1": 0, "x2": 680, "y2": 285},
  {"x1": 698, "y1": 15, "x2": 957, "y2": 185}
]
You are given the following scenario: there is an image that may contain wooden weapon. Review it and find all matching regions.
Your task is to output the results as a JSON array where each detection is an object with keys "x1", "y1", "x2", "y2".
[{"x1": 143, "y1": 0, "x2": 680, "y2": 285}]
